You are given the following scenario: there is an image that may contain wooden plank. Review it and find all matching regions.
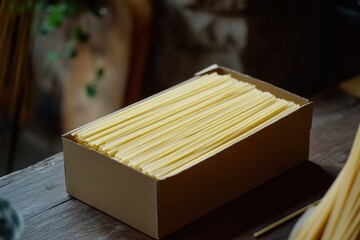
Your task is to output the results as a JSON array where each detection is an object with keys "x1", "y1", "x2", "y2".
[
  {"x1": 23, "y1": 199, "x2": 148, "y2": 240},
  {"x1": 21, "y1": 160, "x2": 332, "y2": 240},
  {"x1": 1, "y1": 87, "x2": 359, "y2": 239},
  {"x1": 163, "y1": 161, "x2": 332, "y2": 240},
  {"x1": 310, "y1": 88, "x2": 360, "y2": 175},
  {"x1": 0, "y1": 153, "x2": 70, "y2": 220}
]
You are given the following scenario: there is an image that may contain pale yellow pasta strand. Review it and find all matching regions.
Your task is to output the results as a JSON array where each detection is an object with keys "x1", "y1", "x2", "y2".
[
  {"x1": 337, "y1": 192, "x2": 360, "y2": 240},
  {"x1": 144, "y1": 100, "x2": 290, "y2": 176},
  {"x1": 114, "y1": 91, "x2": 266, "y2": 162},
  {"x1": 155, "y1": 104, "x2": 299, "y2": 179},
  {"x1": 118, "y1": 92, "x2": 274, "y2": 165},
  {"x1": 291, "y1": 126, "x2": 360, "y2": 239},
  {"x1": 98, "y1": 80, "x2": 241, "y2": 151},
  {"x1": 321, "y1": 125, "x2": 360, "y2": 239},
  {"x1": 108, "y1": 88, "x2": 257, "y2": 157},
  {"x1": 84, "y1": 103, "x2": 174, "y2": 143},
  {"x1": 73, "y1": 73, "x2": 227, "y2": 138},
  {"x1": 73, "y1": 73, "x2": 220, "y2": 136},
  {"x1": 341, "y1": 208, "x2": 360, "y2": 240},
  {"x1": 97, "y1": 79, "x2": 247, "y2": 147},
  {"x1": 335, "y1": 156, "x2": 360, "y2": 240},
  {"x1": 293, "y1": 172, "x2": 342, "y2": 239},
  {"x1": 145, "y1": 101, "x2": 292, "y2": 175},
  {"x1": 148, "y1": 101, "x2": 294, "y2": 177},
  {"x1": 126, "y1": 95, "x2": 276, "y2": 169},
  {"x1": 76, "y1": 74, "x2": 229, "y2": 140},
  {"x1": 91, "y1": 80, "x2": 238, "y2": 149}
]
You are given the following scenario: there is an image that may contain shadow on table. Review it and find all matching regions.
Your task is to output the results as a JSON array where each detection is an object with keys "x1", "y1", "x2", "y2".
[{"x1": 166, "y1": 161, "x2": 333, "y2": 240}]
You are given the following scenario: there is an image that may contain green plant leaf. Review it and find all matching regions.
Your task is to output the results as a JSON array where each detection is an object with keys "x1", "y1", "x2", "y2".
[
  {"x1": 48, "y1": 4, "x2": 65, "y2": 24},
  {"x1": 95, "y1": 68, "x2": 104, "y2": 82},
  {"x1": 66, "y1": 47, "x2": 77, "y2": 59},
  {"x1": 86, "y1": 84, "x2": 97, "y2": 98},
  {"x1": 45, "y1": 50, "x2": 60, "y2": 65},
  {"x1": 74, "y1": 26, "x2": 89, "y2": 43},
  {"x1": 64, "y1": 0, "x2": 79, "y2": 17},
  {"x1": 36, "y1": 0, "x2": 49, "y2": 11},
  {"x1": 41, "y1": 3, "x2": 66, "y2": 34}
]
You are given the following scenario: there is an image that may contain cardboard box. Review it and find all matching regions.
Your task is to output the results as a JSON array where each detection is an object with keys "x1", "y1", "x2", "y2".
[{"x1": 62, "y1": 64, "x2": 313, "y2": 239}]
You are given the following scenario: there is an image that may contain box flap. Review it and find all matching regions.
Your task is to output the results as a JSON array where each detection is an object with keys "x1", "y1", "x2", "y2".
[{"x1": 194, "y1": 64, "x2": 219, "y2": 75}]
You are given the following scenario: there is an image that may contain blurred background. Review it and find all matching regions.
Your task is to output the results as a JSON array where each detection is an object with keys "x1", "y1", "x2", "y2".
[{"x1": 1, "y1": 0, "x2": 360, "y2": 176}]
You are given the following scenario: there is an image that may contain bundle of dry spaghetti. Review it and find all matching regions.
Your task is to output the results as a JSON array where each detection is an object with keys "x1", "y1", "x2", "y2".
[
  {"x1": 0, "y1": 0, "x2": 34, "y2": 120},
  {"x1": 72, "y1": 73, "x2": 300, "y2": 179},
  {"x1": 291, "y1": 124, "x2": 360, "y2": 240}
]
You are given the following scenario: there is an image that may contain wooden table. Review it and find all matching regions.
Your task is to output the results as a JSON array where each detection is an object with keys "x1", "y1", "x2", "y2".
[{"x1": 1, "y1": 87, "x2": 359, "y2": 240}]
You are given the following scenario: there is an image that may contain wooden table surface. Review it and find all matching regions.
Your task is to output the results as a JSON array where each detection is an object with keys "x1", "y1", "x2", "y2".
[{"x1": 1, "y1": 87, "x2": 359, "y2": 240}]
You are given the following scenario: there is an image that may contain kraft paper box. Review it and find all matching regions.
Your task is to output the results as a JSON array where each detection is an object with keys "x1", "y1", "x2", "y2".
[{"x1": 62, "y1": 64, "x2": 313, "y2": 239}]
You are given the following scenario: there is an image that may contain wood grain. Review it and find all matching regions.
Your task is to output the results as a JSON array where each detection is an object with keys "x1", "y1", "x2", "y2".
[
  {"x1": 0, "y1": 153, "x2": 70, "y2": 220},
  {"x1": 310, "y1": 88, "x2": 360, "y2": 175},
  {"x1": 23, "y1": 199, "x2": 148, "y2": 240},
  {"x1": 0, "y1": 87, "x2": 359, "y2": 239}
]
